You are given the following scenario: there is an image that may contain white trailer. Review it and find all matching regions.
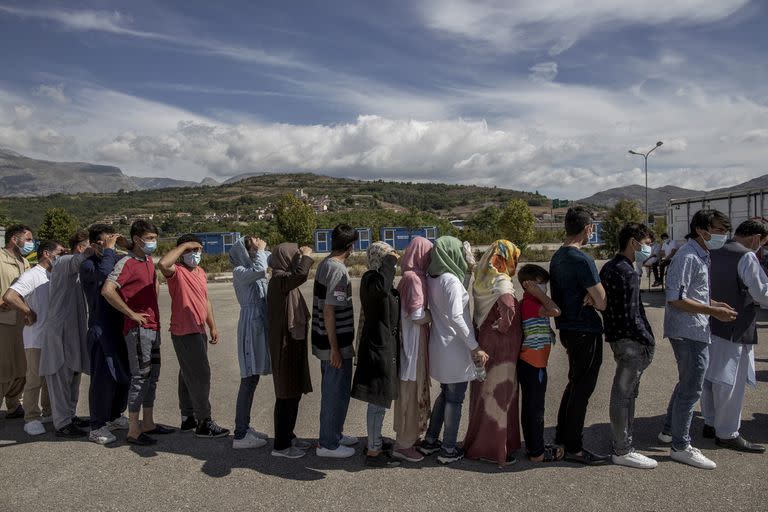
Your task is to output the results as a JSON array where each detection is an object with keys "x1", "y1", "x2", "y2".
[{"x1": 667, "y1": 188, "x2": 768, "y2": 241}]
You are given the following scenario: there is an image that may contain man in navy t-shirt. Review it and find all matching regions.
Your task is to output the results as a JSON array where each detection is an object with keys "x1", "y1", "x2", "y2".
[{"x1": 549, "y1": 206, "x2": 609, "y2": 465}]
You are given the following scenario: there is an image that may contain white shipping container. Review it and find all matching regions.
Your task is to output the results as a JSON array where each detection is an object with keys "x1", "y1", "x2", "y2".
[{"x1": 666, "y1": 189, "x2": 768, "y2": 242}]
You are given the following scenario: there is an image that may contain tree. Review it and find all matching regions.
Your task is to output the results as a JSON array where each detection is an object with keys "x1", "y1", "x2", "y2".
[
  {"x1": 498, "y1": 199, "x2": 536, "y2": 248},
  {"x1": 602, "y1": 199, "x2": 644, "y2": 253},
  {"x1": 37, "y1": 208, "x2": 78, "y2": 243},
  {"x1": 274, "y1": 194, "x2": 316, "y2": 246}
]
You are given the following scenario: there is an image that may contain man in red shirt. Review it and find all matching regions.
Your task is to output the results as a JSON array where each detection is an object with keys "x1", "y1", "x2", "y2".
[
  {"x1": 158, "y1": 234, "x2": 227, "y2": 438},
  {"x1": 102, "y1": 220, "x2": 175, "y2": 445}
]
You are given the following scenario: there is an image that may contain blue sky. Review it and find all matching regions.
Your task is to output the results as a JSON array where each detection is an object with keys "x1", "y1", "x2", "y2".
[{"x1": 1, "y1": 0, "x2": 766, "y2": 198}]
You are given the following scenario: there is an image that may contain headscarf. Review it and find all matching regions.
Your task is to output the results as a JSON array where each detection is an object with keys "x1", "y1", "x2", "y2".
[
  {"x1": 397, "y1": 237, "x2": 433, "y2": 316},
  {"x1": 472, "y1": 239, "x2": 521, "y2": 326},
  {"x1": 427, "y1": 236, "x2": 467, "y2": 283},
  {"x1": 366, "y1": 241, "x2": 393, "y2": 271},
  {"x1": 269, "y1": 243, "x2": 309, "y2": 341}
]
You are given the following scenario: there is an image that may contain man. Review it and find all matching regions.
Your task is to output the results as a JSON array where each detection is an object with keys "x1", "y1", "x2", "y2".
[
  {"x1": 655, "y1": 233, "x2": 678, "y2": 287},
  {"x1": 39, "y1": 231, "x2": 92, "y2": 437},
  {"x1": 549, "y1": 206, "x2": 609, "y2": 465},
  {"x1": 2, "y1": 240, "x2": 63, "y2": 435},
  {"x1": 600, "y1": 223, "x2": 657, "y2": 469},
  {"x1": 80, "y1": 225, "x2": 130, "y2": 445},
  {"x1": 701, "y1": 219, "x2": 768, "y2": 453},
  {"x1": 102, "y1": 220, "x2": 175, "y2": 445},
  {"x1": 158, "y1": 234, "x2": 228, "y2": 438},
  {"x1": 312, "y1": 224, "x2": 359, "y2": 458},
  {"x1": 660, "y1": 209, "x2": 737, "y2": 469},
  {"x1": 0, "y1": 225, "x2": 33, "y2": 418}
]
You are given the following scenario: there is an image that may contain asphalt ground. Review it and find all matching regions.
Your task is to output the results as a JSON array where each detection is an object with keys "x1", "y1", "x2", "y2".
[{"x1": 1, "y1": 269, "x2": 767, "y2": 512}]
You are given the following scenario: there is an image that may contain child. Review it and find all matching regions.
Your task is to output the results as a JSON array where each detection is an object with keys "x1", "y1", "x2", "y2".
[{"x1": 517, "y1": 264, "x2": 561, "y2": 462}]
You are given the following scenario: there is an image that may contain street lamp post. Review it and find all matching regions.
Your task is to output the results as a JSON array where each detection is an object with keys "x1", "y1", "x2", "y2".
[{"x1": 629, "y1": 141, "x2": 663, "y2": 224}]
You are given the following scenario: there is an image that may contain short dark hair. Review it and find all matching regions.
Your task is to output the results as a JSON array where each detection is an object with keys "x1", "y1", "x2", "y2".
[
  {"x1": 130, "y1": 219, "x2": 159, "y2": 240},
  {"x1": 618, "y1": 223, "x2": 651, "y2": 251},
  {"x1": 37, "y1": 239, "x2": 61, "y2": 257},
  {"x1": 660, "y1": 233, "x2": 669, "y2": 239},
  {"x1": 69, "y1": 230, "x2": 88, "y2": 251},
  {"x1": 564, "y1": 206, "x2": 594, "y2": 236},
  {"x1": 176, "y1": 233, "x2": 202, "y2": 247},
  {"x1": 331, "y1": 223, "x2": 358, "y2": 252},
  {"x1": 517, "y1": 264, "x2": 550, "y2": 284},
  {"x1": 5, "y1": 224, "x2": 32, "y2": 245},
  {"x1": 735, "y1": 219, "x2": 768, "y2": 238},
  {"x1": 88, "y1": 223, "x2": 115, "y2": 244},
  {"x1": 689, "y1": 209, "x2": 731, "y2": 238}
]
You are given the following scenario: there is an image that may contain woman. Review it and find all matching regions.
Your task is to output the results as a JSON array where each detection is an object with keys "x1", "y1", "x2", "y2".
[
  {"x1": 392, "y1": 236, "x2": 433, "y2": 463},
  {"x1": 266, "y1": 243, "x2": 315, "y2": 459},
  {"x1": 463, "y1": 240, "x2": 523, "y2": 467},
  {"x1": 351, "y1": 241, "x2": 401, "y2": 468},
  {"x1": 418, "y1": 236, "x2": 489, "y2": 465},
  {"x1": 229, "y1": 236, "x2": 271, "y2": 449}
]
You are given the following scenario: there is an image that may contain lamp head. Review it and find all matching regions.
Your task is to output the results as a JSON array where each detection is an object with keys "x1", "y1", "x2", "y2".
[{"x1": 656, "y1": 141, "x2": 663, "y2": 146}]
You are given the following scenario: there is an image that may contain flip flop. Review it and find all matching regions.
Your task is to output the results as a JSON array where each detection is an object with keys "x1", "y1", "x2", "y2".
[
  {"x1": 143, "y1": 424, "x2": 176, "y2": 435},
  {"x1": 127, "y1": 433, "x2": 157, "y2": 446}
]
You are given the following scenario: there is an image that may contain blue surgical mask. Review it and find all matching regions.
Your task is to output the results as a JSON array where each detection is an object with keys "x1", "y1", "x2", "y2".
[
  {"x1": 20, "y1": 241, "x2": 35, "y2": 256},
  {"x1": 705, "y1": 233, "x2": 727, "y2": 251},
  {"x1": 537, "y1": 283, "x2": 548, "y2": 295},
  {"x1": 141, "y1": 240, "x2": 157, "y2": 255},
  {"x1": 635, "y1": 243, "x2": 653, "y2": 263},
  {"x1": 182, "y1": 251, "x2": 202, "y2": 268}
]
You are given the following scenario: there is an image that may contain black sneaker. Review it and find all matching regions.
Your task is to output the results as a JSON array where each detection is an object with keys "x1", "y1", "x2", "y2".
[
  {"x1": 5, "y1": 405, "x2": 24, "y2": 419},
  {"x1": 437, "y1": 447, "x2": 465, "y2": 465},
  {"x1": 417, "y1": 438, "x2": 442, "y2": 456},
  {"x1": 180, "y1": 416, "x2": 198, "y2": 432},
  {"x1": 702, "y1": 424, "x2": 716, "y2": 439},
  {"x1": 71, "y1": 416, "x2": 90, "y2": 429},
  {"x1": 365, "y1": 452, "x2": 401, "y2": 468},
  {"x1": 55, "y1": 423, "x2": 87, "y2": 438},
  {"x1": 195, "y1": 418, "x2": 230, "y2": 439}
]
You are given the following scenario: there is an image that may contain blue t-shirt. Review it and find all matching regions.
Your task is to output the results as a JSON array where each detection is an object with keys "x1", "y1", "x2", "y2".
[{"x1": 550, "y1": 246, "x2": 603, "y2": 334}]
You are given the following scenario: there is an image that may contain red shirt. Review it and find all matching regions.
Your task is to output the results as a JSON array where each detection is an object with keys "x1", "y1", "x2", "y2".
[
  {"x1": 108, "y1": 254, "x2": 160, "y2": 334},
  {"x1": 167, "y1": 264, "x2": 208, "y2": 336}
]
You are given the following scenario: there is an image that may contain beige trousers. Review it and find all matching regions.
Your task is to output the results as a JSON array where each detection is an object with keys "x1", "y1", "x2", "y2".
[{"x1": 23, "y1": 348, "x2": 51, "y2": 422}]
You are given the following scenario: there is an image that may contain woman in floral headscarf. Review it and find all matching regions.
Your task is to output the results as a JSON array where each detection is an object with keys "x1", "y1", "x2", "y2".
[
  {"x1": 351, "y1": 241, "x2": 401, "y2": 468},
  {"x1": 463, "y1": 239, "x2": 523, "y2": 467}
]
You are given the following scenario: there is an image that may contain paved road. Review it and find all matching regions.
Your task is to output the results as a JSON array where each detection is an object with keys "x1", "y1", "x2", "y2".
[{"x1": 1, "y1": 276, "x2": 767, "y2": 512}]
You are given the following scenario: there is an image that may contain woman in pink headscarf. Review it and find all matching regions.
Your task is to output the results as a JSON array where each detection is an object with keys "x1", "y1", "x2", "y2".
[{"x1": 392, "y1": 236, "x2": 433, "y2": 463}]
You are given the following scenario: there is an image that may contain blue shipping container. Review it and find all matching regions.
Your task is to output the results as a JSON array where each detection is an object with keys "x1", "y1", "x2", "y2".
[
  {"x1": 380, "y1": 226, "x2": 439, "y2": 250},
  {"x1": 194, "y1": 232, "x2": 241, "y2": 255},
  {"x1": 586, "y1": 222, "x2": 603, "y2": 245},
  {"x1": 314, "y1": 228, "x2": 372, "y2": 253}
]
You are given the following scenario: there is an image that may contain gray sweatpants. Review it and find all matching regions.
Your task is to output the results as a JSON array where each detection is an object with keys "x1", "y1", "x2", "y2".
[
  {"x1": 125, "y1": 328, "x2": 161, "y2": 413},
  {"x1": 171, "y1": 333, "x2": 212, "y2": 421},
  {"x1": 46, "y1": 368, "x2": 81, "y2": 430}
]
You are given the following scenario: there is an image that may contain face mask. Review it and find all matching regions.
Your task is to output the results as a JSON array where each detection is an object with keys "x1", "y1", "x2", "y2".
[
  {"x1": 704, "y1": 233, "x2": 727, "y2": 251},
  {"x1": 537, "y1": 283, "x2": 548, "y2": 295},
  {"x1": 19, "y1": 240, "x2": 35, "y2": 256},
  {"x1": 182, "y1": 251, "x2": 202, "y2": 268},
  {"x1": 141, "y1": 240, "x2": 157, "y2": 255},
  {"x1": 634, "y1": 243, "x2": 652, "y2": 263}
]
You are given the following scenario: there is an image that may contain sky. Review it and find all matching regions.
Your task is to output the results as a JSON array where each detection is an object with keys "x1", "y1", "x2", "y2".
[{"x1": 0, "y1": 0, "x2": 766, "y2": 199}]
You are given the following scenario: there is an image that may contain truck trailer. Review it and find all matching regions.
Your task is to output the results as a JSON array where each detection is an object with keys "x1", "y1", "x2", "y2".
[{"x1": 666, "y1": 189, "x2": 768, "y2": 241}]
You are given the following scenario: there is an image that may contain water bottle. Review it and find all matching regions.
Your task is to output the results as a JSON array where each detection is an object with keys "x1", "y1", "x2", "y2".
[{"x1": 474, "y1": 363, "x2": 487, "y2": 382}]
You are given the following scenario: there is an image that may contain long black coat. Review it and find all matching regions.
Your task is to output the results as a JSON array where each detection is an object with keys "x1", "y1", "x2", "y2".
[{"x1": 351, "y1": 254, "x2": 400, "y2": 408}]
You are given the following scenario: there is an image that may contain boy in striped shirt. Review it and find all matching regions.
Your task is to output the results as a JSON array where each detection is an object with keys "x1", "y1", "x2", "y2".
[{"x1": 518, "y1": 264, "x2": 561, "y2": 462}]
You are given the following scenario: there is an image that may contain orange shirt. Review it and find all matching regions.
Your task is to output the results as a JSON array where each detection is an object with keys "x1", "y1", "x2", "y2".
[{"x1": 167, "y1": 265, "x2": 208, "y2": 336}]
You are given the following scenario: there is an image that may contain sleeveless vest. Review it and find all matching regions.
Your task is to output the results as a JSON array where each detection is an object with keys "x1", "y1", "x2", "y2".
[{"x1": 709, "y1": 241, "x2": 758, "y2": 345}]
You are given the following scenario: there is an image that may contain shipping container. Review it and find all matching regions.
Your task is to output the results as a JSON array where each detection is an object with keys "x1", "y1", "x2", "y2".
[
  {"x1": 380, "y1": 226, "x2": 439, "y2": 250},
  {"x1": 193, "y1": 232, "x2": 241, "y2": 255},
  {"x1": 313, "y1": 227, "x2": 372, "y2": 253},
  {"x1": 666, "y1": 189, "x2": 768, "y2": 242},
  {"x1": 587, "y1": 221, "x2": 603, "y2": 245}
]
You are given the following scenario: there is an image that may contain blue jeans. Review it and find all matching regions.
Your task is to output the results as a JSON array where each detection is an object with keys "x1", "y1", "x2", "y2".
[
  {"x1": 234, "y1": 375, "x2": 260, "y2": 440},
  {"x1": 367, "y1": 403, "x2": 387, "y2": 451},
  {"x1": 319, "y1": 358, "x2": 353, "y2": 450},
  {"x1": 663, "y1": 338, "x2": 709, "y2": 451},
  {"x1": 609, "y1": 339, "x2": 654, "y2": 455},
  {"x1": 424, "y1": 382, "x2": 468, "y2": 451}
]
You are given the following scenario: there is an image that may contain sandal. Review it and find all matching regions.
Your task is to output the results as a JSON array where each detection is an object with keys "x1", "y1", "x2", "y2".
[{"x1": 529, "y1": 444, "x2": 564, "y2": 462}]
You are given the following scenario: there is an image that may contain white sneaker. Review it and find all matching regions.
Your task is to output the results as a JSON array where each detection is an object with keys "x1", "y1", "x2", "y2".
[
  {"x1": 24, "y1": 420, "x2": 46, "y2": 436},
  {"x1": 670, "y1": 446, "x2": 716, "y2": 470},
  {"x1": 272, "y1": 446, "x2": 307, "y2": 459},
  {"x1": 247, "y1": 427, "x2": 269, "y2": 440},
  {"x1": 40, "y1": 415, "x2": 53, "y2": 424},
  {"x1": 233, "y1": 431, "x2": 268, "y2": 449},
  {"x1": 89, "y1": 426, "x2": 117, "y2": 445},
  {"x1": 107, "y1": 416, "x2": 129, "y2": 431},
  {"x1": 317, "y1": 445, "x2": 356, "y2": 458},
  {"x1": 612, "y1": 451, "x2": 658, "y2": 469},
  {"x1": 340, "y1": 434, "x2": 359, "y2": 446},
  {"x1": 658, "y1": 432, "x2": 672, "y2": 444}
]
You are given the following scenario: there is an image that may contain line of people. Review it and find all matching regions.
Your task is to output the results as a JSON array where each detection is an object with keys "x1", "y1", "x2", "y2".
[{"x1": 0, "y1": 208, "x2": 765, "y2": 470}]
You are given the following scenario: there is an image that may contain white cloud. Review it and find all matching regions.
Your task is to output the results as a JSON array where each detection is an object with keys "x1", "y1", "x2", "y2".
[
  {"x1": 529, "y1": 62, "x2": 558, "y2": 82},
  {"x1": 32, "y1": 83, "x2": 70, "y2": 104},
  {"x1": 417, "y1": 0, "x2": 749, "y2": 53}
]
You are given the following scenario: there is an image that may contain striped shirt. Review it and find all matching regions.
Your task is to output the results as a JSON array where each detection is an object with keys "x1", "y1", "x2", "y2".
[
  {"x1": 311, "y1": 257, "x2": 355, "y2": 360},
  {"x1": 520, "y1": 293, "x2": 555, "y2": 368}
]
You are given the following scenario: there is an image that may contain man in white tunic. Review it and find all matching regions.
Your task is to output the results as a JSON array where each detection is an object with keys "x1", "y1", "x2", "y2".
[
  {"x1": 40, "y1": 231, "x2": 92, "y2": 437},
  {"x1": 702, "y1": 220, "x2": 768, "y2": 453}
]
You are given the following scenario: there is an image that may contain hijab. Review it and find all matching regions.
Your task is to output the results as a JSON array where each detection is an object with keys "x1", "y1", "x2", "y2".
[
  {"x1": 366, "y1": 241, "x2": 393, "y2": 271},
  {"x1": 427, "y1": 236, "x2": 467, "y2": 283},
  {"x1": 269, "y1": 243, "x2": 309, "y2": 341},
  {"x1": 472, "y1": 239, "x2": 521, "y2": 326},
  {"x1": 397, "y1": 236, "x2": 433, "y2": 316}
]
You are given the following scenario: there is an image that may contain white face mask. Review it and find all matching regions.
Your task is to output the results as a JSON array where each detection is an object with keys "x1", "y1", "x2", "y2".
[
  {"x1": 704, "y1": 233, "x2": 727, "y2": 251},
  {"x1": 537, "y1": 283, "x2": 548, "y2": 294},
  {"x1": 182, "y1": 251, "x2": 202, "y2": 268}
]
